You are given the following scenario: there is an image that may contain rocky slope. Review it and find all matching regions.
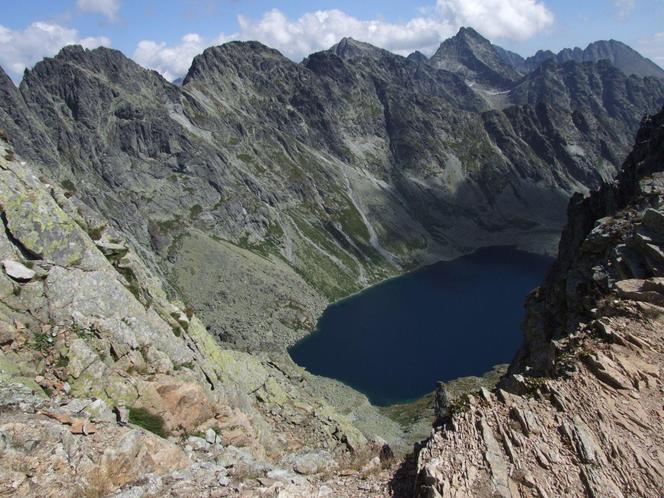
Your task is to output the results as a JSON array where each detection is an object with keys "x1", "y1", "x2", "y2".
[
  {"x1": 0, "y1": 135, "x2": 412, "y2": 496},
  {"x1": 413, "y1": 107, "x2": 664, "y2": 497},
  {"x1": 1, "y1": 36, "x2": 663, "y2": 356}
]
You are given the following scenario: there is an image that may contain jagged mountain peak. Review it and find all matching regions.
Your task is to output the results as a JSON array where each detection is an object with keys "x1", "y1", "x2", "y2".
[
  {"x1": 0, "y1": 63, "x2": 13, "y2": 86},
  {"x1": 454, "y1": 26, "x2": 488, "y2": 41},
  {"x1": 433, "y1": 26, "x2": 494, "y2": 54},
  {"x1": 22, "y1": 43, "x2": 162, "y2": 91},
  {"x1": 429, "y1": 26, "x2": 522, "y2": 88},
  {"x1": 329, "y1": 37, "x2": 389, "y2": 60},
  {"x1": 50, "y1": 44, "x2": 130, "y2": 67},
  {"x1": 53, "y1": 43, "x2": 85, "y2": 57},
  {"x1": 189, "y1": 40, "x2": 287, "y2": 66},
  {"x1": 183, "y1": 40, "x2": 290, "y2": 86},
  {"x1": 407, "y1": 50, "x2": 428, "y2": 64}
]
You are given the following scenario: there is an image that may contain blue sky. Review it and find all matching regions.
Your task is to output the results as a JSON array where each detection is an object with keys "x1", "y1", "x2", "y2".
[{"x1": 1, "y1": 0, "x2": 663, "y2": 82}]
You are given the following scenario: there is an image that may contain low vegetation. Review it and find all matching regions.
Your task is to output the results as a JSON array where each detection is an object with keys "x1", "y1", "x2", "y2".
[{"x1": 128, "y1": 406, "x2": 167, "y2": 438}]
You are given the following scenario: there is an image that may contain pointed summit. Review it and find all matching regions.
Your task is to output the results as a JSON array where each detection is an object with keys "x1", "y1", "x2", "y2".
[
  {"x1": 455, "y1": 26, "x2": 486, "y2": 41},
  {"x1": 407, "y1": 51, "x2": 428, "y2": 64},
  {"x1": 429, "y1": 27, "x2": 522, "y2": 88},
  {"x1": 329, "y1": 37, "x2": 387, "y2": 60}
]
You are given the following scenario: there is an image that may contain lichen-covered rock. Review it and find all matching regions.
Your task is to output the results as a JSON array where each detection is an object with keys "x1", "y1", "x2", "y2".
[
  {"x1": 0, "y1": 168, "x2": 89, "y2": 268},
  {"x1": 286, "y1": 450, "x2": 338, "y2": 475}
]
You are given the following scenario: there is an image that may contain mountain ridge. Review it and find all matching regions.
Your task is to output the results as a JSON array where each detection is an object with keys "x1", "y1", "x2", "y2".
[
  {"x1": 523, "y1": 38, "x2": 664, "y2": 78},
  {"x1": 1, "y1": 38, "x2": 663, "y2": 356}
]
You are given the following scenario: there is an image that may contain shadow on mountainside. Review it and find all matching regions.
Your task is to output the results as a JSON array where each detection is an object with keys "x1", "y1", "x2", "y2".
[{"x1": 388, "y1": 450, "x2": 420, "y2": 497}]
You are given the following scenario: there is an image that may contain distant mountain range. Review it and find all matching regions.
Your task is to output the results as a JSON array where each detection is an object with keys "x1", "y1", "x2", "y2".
[
  {"x1": 412, "y1": 27, "x2": 664, "y2": 83},
  {"x1": 522, "y1": 39, "x2": 664, "y2": 78}
]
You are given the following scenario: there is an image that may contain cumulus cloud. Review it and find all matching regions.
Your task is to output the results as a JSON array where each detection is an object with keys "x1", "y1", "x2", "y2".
[
  {"x1": 133, "y1": 32, "x2": 233, "y2": 82},
  {"x1": 0, "y1": 22, "x2": 110, "y2": 82},
  {"x1": 436, "y1": 0, "x2": 554, "y2": 40},
  {"x1": 638, "y1": 31, "x2": 664, "y2": 66},
  {"x1": 237, "y1": 9, "x2": 453, "y2": 59},
  {"x1": 133, "y1": 0, "x2": 554, "y2": 80},
  {"x1": 612, "y1": 0, "x2": 636, "y2": 20},
  {"x1": 77, "y1": 0, "x2": 121, "y2": 21}
]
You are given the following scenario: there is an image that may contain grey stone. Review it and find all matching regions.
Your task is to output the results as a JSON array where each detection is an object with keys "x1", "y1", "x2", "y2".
[
  {"x1": 95, "y1": 240, "x2": 128, "y2": 258},
  {"x1": 0, "y1": 322, "x2": 15, "y2": 345},
  {"x1": 205, "y1": 428, "x2": 217, "y2": 445},
  {"x1": 479, "y1": 418, "x2": 511, "y2": 498},
  {"x1": 642, "y1": 208, "x2": 664, "y2": 235},
  {"x1": 287, "y1": 450, "x2": 337, "y2": 475},
  {"x1": 186, "y1": 436, "x2": 209, "y2": 451},
  {"x1": 2, "y1": 260, "x2": 35, "y2": 281},
  {"x1": 85, "y1": 398, "x2": 116, "y2": 422}
]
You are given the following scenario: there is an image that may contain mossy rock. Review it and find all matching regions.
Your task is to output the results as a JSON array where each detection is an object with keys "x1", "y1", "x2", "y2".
[{"x1": 0, "y1": 170, "x2": 86, "y2": 266}]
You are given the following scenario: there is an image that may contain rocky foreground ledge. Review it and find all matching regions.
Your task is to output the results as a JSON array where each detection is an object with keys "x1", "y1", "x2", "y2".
[{"x1": 414, "y1": 109, "x2": 664, "y2": 497}]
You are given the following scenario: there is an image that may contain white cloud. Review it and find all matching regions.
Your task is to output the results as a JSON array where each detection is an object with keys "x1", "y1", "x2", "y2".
[
  {"x1": 77, "y1": 0, "x2": 121, "y2": 21},
  {"x1": 612, "y1": 0, "x2": 636, "y2": 20},
  {"x1": 436, "y1": 0, "x2": 554, "y2": 40},
  {"x1": 237, "y1": 8, "x2": 453, "y2": 59},
  {"x1": 638, "y1": 31, "x2": 664, "y2": 66},
  {"x1": 133, "y1": 32, "x2": 233, "y2": 82},
  {"x1": 0, "y1": 22, "x2": 110, "y2": 82},
  {"x1": 133, "y1": 1, "x2": 554, "y2": 80}
]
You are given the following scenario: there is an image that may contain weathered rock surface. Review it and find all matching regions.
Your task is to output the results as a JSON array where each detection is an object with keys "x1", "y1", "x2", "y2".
[{"x1": 1, "y1": 260, "x2": 35, "y2": 281}]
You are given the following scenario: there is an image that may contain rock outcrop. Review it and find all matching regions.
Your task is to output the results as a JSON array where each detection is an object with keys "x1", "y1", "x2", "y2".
[{"x1": 413, "y1": 108, "x2": 664, "y2": 497}]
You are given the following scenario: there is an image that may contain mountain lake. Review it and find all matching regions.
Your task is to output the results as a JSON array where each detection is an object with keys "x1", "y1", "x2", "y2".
[{"x1": 288, "y1": 246, "x2": 554, "y2": 406}]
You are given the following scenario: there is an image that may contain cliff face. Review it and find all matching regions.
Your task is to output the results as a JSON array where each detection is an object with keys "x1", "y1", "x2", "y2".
[
  {"x1": 514, "y1": 105, "x2": 664, "y2": 374},
  {"x1": 414, "y1": 107, "x2": 664, "y2": 497}
]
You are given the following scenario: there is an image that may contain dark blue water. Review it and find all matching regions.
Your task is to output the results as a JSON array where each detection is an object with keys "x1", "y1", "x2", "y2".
[{"x1": 288, "y1": 246, "x2": 552, "y2": 406}]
